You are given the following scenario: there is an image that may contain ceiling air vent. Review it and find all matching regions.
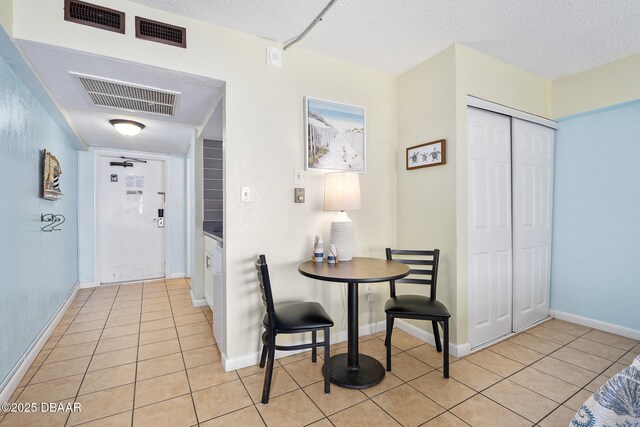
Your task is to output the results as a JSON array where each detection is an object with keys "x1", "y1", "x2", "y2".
[
  {"x1": 74, "y1": 73, "x2": 179, "y2": 117},
  {"x1": 136, "y1": 16, "x2": 186, "y2": 48},
  {"x1": 64, "y1": 0, "x2": 125, "y2": 34}
]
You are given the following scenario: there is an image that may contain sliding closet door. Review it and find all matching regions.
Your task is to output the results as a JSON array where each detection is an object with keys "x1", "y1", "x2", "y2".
[
  {"x1": 467, "y1": 108, "x2": 513, "y2": 348},
  {"x1": 512, "y1": 118, "x2": 555, "y2": 331}
]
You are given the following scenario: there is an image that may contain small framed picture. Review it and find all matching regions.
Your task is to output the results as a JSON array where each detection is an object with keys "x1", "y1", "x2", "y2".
[
  {"x1": 406, "y1": 139, "x2": 446, "y2": 170},
  {"x1": 305, "y1": 96, "x2": 366, "y2": 173}
]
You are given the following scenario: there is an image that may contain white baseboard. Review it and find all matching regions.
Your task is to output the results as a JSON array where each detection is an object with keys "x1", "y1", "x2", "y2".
[
  {"x1": 79, "y1": 282, "x2": 98, "y2": 289},
  {"x1": 190, "y1": 290, "x2": 208, "y2": 308},
  {"x1": 167, "y1": 273, "x2": 188, "y2": 279},
  {"x1": 395, "y1": 319, "x2": 471, "y2": 357},
  {"x1": 223, "y1": 320, "x2": 393, "y2": 372},
  {"x1": 0, "y1": 282, "x2": 80, "y2": 403},
  {"x1": 550, "y1": 310, "x2": 640, "y2": 340}
]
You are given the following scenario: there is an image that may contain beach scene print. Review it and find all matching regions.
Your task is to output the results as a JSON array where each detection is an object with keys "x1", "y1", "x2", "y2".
[{"x1": 306, "y1": 97, "x2": 365, "y2": 172}]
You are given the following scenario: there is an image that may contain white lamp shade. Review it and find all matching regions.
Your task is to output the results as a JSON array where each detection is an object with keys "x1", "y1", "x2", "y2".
[{"x1": 324, "y1": 172, "x2": 361, "y2": 211}]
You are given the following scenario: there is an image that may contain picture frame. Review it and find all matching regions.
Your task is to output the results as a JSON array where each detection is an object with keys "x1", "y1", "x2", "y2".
[
  {"x1": 305, "y1": 96, "x2": 366, "y2": 173},
  {"x1": 405, "y1": 139, "x2": 446, "y2": 170},
  {"x1": 41, "y1": 149, "x2": 63, "y2": 200}
]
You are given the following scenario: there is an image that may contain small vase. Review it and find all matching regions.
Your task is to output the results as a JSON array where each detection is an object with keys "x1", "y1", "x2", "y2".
[{"x1": 313, "y1": 235, "x2": 324, "y2": 263}]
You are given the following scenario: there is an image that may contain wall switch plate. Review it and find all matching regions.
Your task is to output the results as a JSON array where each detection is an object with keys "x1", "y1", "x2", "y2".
[
  {"x1": 294, "y1": 168, "x2": 304, "y2": 185},
  {"x1": 365, "y1": 283, "x2": 372, "y2": 293},
  {"x1": 294, "y1": 188, "x2": 305, "y2": 203},
  {"x1": 241, "y1": 186, "x2": 251, "y2": 202}
]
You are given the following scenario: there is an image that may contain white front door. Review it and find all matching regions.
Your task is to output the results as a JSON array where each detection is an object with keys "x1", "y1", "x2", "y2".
[
  {"x1": 467, "y1": 107, "x2": 513, "y2": 348},
  {"x1": 100, "y1": 155, "x2": 166, "y2": 284},
  {"x1": 512, "y1": 118, "x2": 555, "y2": 331}
]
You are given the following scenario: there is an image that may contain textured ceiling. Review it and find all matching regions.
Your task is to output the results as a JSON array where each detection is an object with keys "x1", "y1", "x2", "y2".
[{"x1": 128, "y1": 0, "x2": 640, "y2": 79}]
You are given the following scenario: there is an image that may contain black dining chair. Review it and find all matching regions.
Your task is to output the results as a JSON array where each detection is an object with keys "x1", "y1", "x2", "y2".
[
  {"x1": 256, "y1": 254, "x2": 333, "y2": 403},
  {"x1": 384, "y1": 248, "x2": 450, "y2": 378}
]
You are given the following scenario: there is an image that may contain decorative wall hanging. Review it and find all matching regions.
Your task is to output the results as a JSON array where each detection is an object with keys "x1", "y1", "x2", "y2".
[
  {"x1": 41, "y1": 149, "x2": 63, "y2": 200},
  {"x1": 406, "y1": 139, "x2": 446, "y2": 170},
  {"x1": 305, "y1": 97, "x2": 366, "y2": 173}
]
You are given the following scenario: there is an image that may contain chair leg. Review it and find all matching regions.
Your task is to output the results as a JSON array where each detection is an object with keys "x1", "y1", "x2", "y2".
[
  {"x1": 443, "y1": 318, "x2": 449, "y2": 379},
  {"x1": 385, "y1": 314, "x2": 394, "y2": 371},
  {"x1": 323, "y1": 327, "x2": 330, "y2": 394},
  {"x1": 432, "y1": 320, "x2": 442, "y2": 353},
  {"x1": 259, "y1": 344, "x2": 268, "y2": 368},
  {"x1": 261, "y1": 333, "x2": 276, "y2": 404},
  {"x1": 311, "y1": 330, "x2": 317, "y2": 363}
]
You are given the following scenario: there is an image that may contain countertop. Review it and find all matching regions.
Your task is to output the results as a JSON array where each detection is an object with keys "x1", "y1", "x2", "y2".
[{"x1": 204, "y1": 231, "x2": 223, "y2": 244}]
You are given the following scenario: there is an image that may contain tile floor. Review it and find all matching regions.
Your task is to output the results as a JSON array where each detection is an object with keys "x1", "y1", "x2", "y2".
[{"x1": 1, "y1": 278, "x2": 638, "y2": 426}]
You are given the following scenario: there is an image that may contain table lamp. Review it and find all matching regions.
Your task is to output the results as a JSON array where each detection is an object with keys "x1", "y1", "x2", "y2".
[{"x1": 324, "y1": 172, "x2": 361, "y2": 261}]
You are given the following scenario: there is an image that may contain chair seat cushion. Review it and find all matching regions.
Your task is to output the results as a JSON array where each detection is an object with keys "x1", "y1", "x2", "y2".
[
  {"x1": 385, "y1": 295, "x2": 450, "y2": 318},
  {"x1": 264, "y1": 301, "x2": 334, "y2": 331}
]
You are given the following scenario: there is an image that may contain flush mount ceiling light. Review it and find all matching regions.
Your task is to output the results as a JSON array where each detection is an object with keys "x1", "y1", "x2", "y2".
[{"x1": 109, "y1": 119, "x2": 145, "y2": 136}]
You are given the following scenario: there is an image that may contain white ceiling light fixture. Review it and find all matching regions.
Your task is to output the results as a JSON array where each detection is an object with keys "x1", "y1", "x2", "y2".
[{"x1": 110, "y1": 119, "x2": 145, "y2": 136}]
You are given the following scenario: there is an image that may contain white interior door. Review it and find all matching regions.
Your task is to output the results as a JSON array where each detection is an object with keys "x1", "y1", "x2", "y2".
[
  {"x1": 100, "y1": 156, "x2": 166, "y2": 284},
  {"x1": 467, "y1": 108, "x2": 513, "y2": 348},
  {"x1": 512, "y1": 119, "x2": 555, "y2": 330}
]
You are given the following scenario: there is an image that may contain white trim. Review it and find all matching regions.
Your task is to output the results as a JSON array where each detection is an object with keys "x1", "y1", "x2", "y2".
[
  {"x1": 223, "y1": 320, "x2": 386, "y2": 372},
  {"x1": 79, "y1": 282, "x2": 99, "y2": 289},
  {"x1": 550, "y1": 310, "x2": 640, "y2": 341},
  {"x1": 94, "y1": 149, "x2": 172, "y2": 285},
  {"x1": 166, "y1": 272, "x2": 187, "y2": 279},
  {"x1": 185, "y1": 155, "x2": 192, "y2": 278},
  {"x1": 395, "y1": 320, "x2": 471, "y2": 358},
  {"x1": 190, "y1": 290, "x2": 208, "y2": 308},
  {"x1": 0, "y1": 283, "x2": 79, "y2": 403},
  {"x1": 467, "y1": 95, "x2": 559, "y2": 130}
]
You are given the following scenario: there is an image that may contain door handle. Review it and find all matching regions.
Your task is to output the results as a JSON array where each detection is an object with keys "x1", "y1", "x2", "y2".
[{"x1": 206, "y1": 255, "x2": 211, "y2": 269}]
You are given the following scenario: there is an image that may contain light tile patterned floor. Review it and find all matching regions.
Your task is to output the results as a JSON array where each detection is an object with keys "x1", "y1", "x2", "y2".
[{"x1": 1, "y1": 278, "x2": 639, "y2": 426}]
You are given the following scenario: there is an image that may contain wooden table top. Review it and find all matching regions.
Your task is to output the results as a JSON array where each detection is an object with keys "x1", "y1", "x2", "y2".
[{"x1": 298, "y1": 257, "x2": 410, "y2": 283}]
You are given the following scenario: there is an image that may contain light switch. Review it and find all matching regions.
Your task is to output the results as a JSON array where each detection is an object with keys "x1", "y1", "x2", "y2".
[
  {"x1": 294, "y1": 188, "x2": 305, "y2": 203},
  {"x1": 241, "y1": 186, "x2": 251, "y2": 203},
  {"x1": 294, "y1": 169, "x2": 304, "y2": 185}
]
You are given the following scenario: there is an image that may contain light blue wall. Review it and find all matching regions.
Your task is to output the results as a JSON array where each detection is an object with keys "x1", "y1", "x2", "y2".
[
  {"x1": 0, "y1": 52, "x2": 79, "y2": 386},
  {"x1": 77, "y1": 149, "x2": 188, "y2": 283},
  {"x1": 550, "y1": 101, "x2": 640, "y2": 330}
]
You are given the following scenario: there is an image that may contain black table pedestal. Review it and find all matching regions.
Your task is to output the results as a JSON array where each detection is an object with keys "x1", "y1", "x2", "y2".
[
  {"x1": 328, "y1": 354, "x2": 385, "y2": 389},
  {"x1": 325, "y1": 282, "x2": 385, "y2": 388}
]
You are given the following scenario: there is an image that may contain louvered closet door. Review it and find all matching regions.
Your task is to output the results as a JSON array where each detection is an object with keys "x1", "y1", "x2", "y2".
[
  {"x1": 512, "y1": 119, "x2": 555, "y2": 331},
  {"x1": 467, "y1": 108, "x2": 513, "y2": 348}
]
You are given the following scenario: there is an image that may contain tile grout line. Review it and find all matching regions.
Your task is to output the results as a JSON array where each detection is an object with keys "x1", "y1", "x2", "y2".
[
  {"x1": 3, "y1": 288, "x2": 96, "y2": 417},
  {"x1": 164, "y1": 279, "x2": 201, "y2": 426},
  {"x1": 128, "y1": 280, "x2": 150, "y2": 427},
  {"x1": 65, "y1": 285, "x2": 122, "y2": 427}
]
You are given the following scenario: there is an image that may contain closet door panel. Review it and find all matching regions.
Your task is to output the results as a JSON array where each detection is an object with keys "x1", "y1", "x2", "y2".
[
  {"x1": 467, "y1": 108, "x2": 513, "y2": 348},
  {"x1": 513, "y1": 118, "x2": 555, "y2": 331}
]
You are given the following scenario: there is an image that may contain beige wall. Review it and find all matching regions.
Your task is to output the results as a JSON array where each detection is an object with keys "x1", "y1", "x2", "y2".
[
  {"x1": 453, "y1": 45, "x2": 552, "y2": 344},
  {"x1": 0, "y1": 0, "x2": 12, "y2": 36},
  {"x1": 552, "y1": 52, "x2": 640, "y2": 118},
  {"x1": 396, "y1": 46, "x2": 459, "y2": 340},
  {"x1": 9, "y1": 0, "x2": 398, "y2": 362},
  {"x1": 396, "y1": 44, "x2": 553, "y2": 346}
]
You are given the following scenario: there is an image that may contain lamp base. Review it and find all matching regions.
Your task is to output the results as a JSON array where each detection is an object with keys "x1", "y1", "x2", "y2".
[{"x1": 330, "y1": 211, "x2": 355, "y2": 261}]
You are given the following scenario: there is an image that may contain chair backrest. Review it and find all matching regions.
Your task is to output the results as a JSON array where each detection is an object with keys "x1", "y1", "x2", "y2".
[
  {"x1": 385, "y1": 248, "x2": 440, "y2": 299},
  {"x1": 256, "y1": 254, "x2": 276, "y2": 327}
]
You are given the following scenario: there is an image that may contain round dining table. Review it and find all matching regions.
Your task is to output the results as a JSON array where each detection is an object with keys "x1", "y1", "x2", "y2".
[{"x1": 298, "y1": 257, "x2": 410, "y2": 389}]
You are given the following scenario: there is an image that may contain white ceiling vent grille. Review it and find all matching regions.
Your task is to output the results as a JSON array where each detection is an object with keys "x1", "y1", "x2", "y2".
[{"x1": 74, "y1": 73, "x2": 179, "y2": 116}]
